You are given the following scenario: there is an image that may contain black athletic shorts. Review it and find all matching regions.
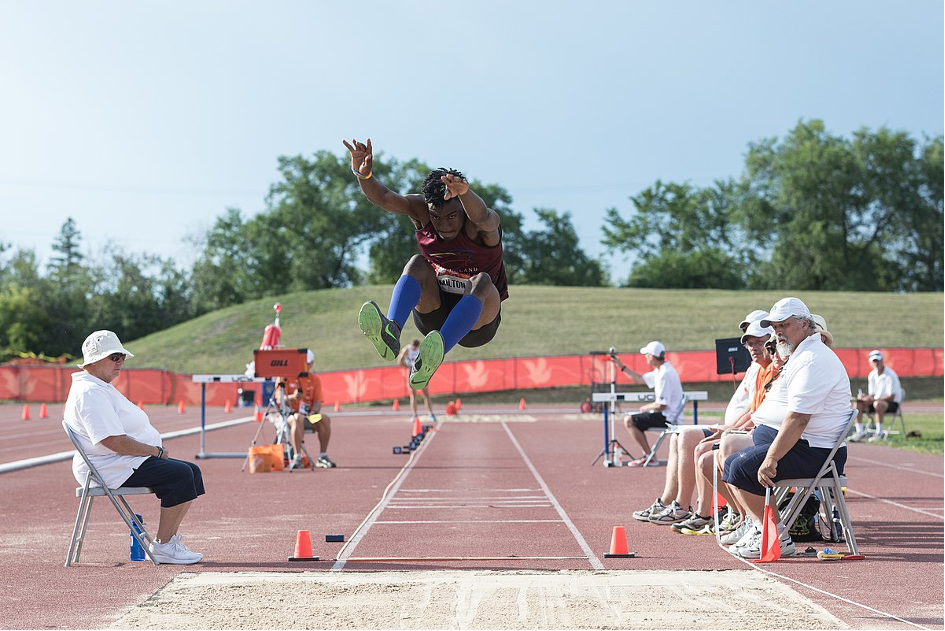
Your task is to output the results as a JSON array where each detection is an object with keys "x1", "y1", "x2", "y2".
[
  {"x1": 412, "y1": 289, "x2": 501, "y2": 348},
  {"x1": 122, "y1": 457, "x2": 205, "y2": 508},
  {"x1": 630, "y1": 410, "x2": 669, "y2": 431},
  {"x1": 867, "y1": 401, "x2": 899, "y2": 414}
]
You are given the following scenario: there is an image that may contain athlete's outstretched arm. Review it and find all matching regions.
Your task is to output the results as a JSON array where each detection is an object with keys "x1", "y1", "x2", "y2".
[
  {"x1": 443, "y1": 174, "x2": 500, "y2": 236},
  {"x1": 343, "y1": 138, "x2": 422, "y2": 217}
]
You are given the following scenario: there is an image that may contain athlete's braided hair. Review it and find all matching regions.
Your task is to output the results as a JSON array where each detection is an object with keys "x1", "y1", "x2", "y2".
[{"x1": 422, "y1": 168, "x2": 465, "y2": 208}]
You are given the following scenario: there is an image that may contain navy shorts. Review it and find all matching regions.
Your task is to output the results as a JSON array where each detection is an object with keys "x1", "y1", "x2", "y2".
[
  {"x1": 412, "y1": 289, "x2": 501, "y2": 348},
  {"x1": 630, "y1": 411, "x2": 668, "y2": 431},
  {"x1": 868, "y1": 401, "x2": 899, "y2": 414},
  {"x1": 122, "y1": 457, "x2": 205, "y2": 508},
  {"x1": 722, "y1": 424, "x2": 846, "y2": 497}
]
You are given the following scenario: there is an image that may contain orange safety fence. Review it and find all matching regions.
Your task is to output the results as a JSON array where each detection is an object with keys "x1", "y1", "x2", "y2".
[{"x1": 1, "y1": 347, "x2": 941, "y2": 406}]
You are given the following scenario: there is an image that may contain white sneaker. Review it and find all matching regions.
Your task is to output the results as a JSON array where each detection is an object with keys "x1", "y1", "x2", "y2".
[
  {"x1": 148, "y1": 534, "x2": 203, "y2": 564},
  {"x1": 728, "y1": 522, "x2": 760, "y2": 554},
  {"x1": 736, "y1": 532, "x2": 797, "y2": 559},
  {"x1": 848, "y1": 430, "x2": 865, "y2": 443},
  {"x1": 867, "y1": 432, "x2": 886, "y2": 442},
  {"x1": 721, "y1": 518, "x2": 753, "y2": 545}
]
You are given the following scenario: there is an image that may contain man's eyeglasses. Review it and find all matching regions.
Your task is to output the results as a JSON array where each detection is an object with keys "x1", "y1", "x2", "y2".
[{"x1": 108, "y1": 353, "x2": 126, "y2": 362}]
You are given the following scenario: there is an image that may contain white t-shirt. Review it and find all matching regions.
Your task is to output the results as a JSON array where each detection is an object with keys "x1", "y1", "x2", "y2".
[
  {"x1": 642, "y1": 362, "x2": 684, "y2": 423},
  {"x1": 404, "y1": 346, "x2": 420, "y2": 369},
  {"x1": 868, "y1": 367, "x2": 902, "y2": 403},
  {"x1": 724, "y1": 363, "x2": 760, "y2": 425},
  {"x1": 64, "y1": 371, "x2": 162, "y2": 488},
  {"x1": 751, "y1": 332, "x2": 852, "y2": 449}
]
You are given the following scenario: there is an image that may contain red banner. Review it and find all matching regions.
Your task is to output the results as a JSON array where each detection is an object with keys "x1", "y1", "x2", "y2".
[{"x1": 2, "y1": 347, "x2": 941, "y2": 405}]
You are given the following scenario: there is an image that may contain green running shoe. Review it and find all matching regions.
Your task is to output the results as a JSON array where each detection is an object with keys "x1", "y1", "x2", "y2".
[
  {"x1": 409, "y1": 331, "x2": 444, "y2": 390},
  {"x1": 358, "y1": 301, "x2": 401, "y2": 361}
]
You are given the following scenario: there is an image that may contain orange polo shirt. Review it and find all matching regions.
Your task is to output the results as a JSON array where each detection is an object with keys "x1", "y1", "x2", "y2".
[
  {"x1": 274, "y1": 373, "x2": 323, "y2": 411},
  {"x1": 751, "y1": 363, "x2": 779, "y2": 412}
]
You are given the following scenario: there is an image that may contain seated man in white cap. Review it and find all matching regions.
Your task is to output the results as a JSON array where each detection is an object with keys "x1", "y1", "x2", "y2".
[
  {"x1": 722, "y1": 297, "x2": 852, "y2": 559},
  {"x1": 612, "y1": 341, "x2": 684, "y2": 466},
  {"x1": 851, "y1": 350, "x2": 902, "y2": 442},
  {"x1": 276, "y1": 349, "x2": 336, "y2": 469}
]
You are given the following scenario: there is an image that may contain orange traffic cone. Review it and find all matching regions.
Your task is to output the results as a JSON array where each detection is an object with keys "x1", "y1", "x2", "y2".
[
  {"x1": 445, "y1": 401, "x2": 457, "y2": 415},
  {"x1": 138, "y1": 400, "x2": 145, "y2": 411},
  {"x1": 21, "y1": 404, "x2": 30, "y2": 420},
  {"x1": 519, "y1": 397, "x2": 526, "y2": 410},
  {"x1": 717, "y1": 493, "x2": 727, "y2": 508},
  {"x1": 253, "y1": 405, "x2": 263, "y2": 422},
  {"x1": 177, "y1": 400, "x2": 185, "y2": 414},
  {"x1": 455, "y1": 397, "x2": 462, "y2": 410},
  {"x1": 224, "y1": 399, "x2": 232, "y2": 413},
  {"x1": 288, "y1": 529, "x2": 319, "y2": 561},
  {"x1": 392, "y1": 399, "x2": 400, "y2": 411},
  {"x1": 334, "y1": 400, "x2": 341, "y2": 412},
  {"x1": 39, "y1": 403, "x2": 48, "y2": 419},
  {"x1": 412, "y1": 417, "x2": 423, "y2": 438},
  {"x1": 604, "y1": 526, "x2": 635, "y2": 558}
]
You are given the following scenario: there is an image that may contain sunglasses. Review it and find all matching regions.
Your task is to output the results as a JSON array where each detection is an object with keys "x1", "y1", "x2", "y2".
[{"x1": 108, "y1": 353, "x2": 126, "y2": 362}]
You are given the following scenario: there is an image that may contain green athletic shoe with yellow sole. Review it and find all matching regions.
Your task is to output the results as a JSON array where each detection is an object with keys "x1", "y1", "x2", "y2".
[
  {"x1": 358, "y1": 301, "x2": 401, "y2": 361},
  {"x1": 409, "y1": 331, "x2": 444, "y2": 390}
]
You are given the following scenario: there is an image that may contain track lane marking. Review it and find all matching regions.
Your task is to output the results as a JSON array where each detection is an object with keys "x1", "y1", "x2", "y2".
[
  {"x1": 374, "y1": 519, "x2": 565, "y2": 524},
  {"x1": 845, "y1": 488, "x2": 945, "y2": 520},
  {"x1": 848, "y1": 455, "x2": 944, "y2": 478},
  {"x1": 501, "y1": 422, "x2": 604, "y2": 570}
]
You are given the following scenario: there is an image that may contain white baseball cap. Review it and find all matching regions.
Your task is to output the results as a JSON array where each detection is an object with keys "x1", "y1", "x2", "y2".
[
  {"x1": 760, "y1": 297, "x2": 811, "y2": 327},
  {"x1": 640, "y1": 341, "x2": 665, "y2": 357},
  {"x1": 306, "y1": 349, "x2": 315, "y2": 364},
  {"x1": 77, "y1": 330, "x2": 134, "y2": 368},
  {"x1": 740, "y1": 321, "x2": 773, "y2": 344},
  {"x1": 868, "y1": 349, "x2": 883, "y2": 361},
  {"x1": 739, "y1": 310, "x2": 770, "y2": 331}
]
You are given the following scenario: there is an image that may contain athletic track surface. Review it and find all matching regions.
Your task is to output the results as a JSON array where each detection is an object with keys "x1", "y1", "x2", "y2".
[{"x1": 0, "y1": 402, "x2": 941, "y2": 630}]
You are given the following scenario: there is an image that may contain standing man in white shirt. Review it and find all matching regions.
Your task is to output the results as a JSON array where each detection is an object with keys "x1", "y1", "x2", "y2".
[
  {"x1": 613, "y1": 341, "x2": 684, "y2": 466},
  {"x1": 851, "y1": 350, "x2": 903, "y2": 442},
  {"x1": 722, "y1": 297, "x2": 852, "y2": 559}
]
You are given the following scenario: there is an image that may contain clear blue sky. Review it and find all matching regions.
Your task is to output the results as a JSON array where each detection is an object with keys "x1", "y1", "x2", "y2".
[{"x1": 2, "y1": 1, "x2": 942, "y2": 283}]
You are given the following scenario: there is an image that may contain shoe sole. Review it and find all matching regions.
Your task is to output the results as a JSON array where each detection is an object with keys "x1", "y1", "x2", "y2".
[
  {"x1": 409, "y1": 331, "x2": 444, "y2": 390},
  {"x1": 149, "y1": 552, "x2": 203, "y2": 564},
  {"x1": 358, "y1": 301, "x2": 398, "y2": 361}
]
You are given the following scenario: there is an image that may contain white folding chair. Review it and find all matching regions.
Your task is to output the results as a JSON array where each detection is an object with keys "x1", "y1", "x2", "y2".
[
  {"x1": 772, "y1": 409, "x2": 861, "y2": 556},
  {"x1": 62, "y1": 420, "x2": 159, "y2": 566},
  {"x1": 864, "y1": 388, "x2": 906, "y2": 439},
  {"x1": 641, "y1": 394, "x2": 689, "y2": 466}
]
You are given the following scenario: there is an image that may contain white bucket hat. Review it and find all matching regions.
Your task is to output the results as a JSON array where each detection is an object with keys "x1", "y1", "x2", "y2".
[
  {"x1": 77, "y1": 330, "x2": 134, "y2": 368},
  {"x1": 811, "y1": 314, "x2": 834, "y2": 347},
  {"x1": 639, "y1": 341, "x2": 666, "y2": 357}
]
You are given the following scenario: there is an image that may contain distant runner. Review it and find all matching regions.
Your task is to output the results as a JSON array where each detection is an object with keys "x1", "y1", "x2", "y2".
[{"x1": 343, "y1": 137, "x2": 508, "y2": 389}]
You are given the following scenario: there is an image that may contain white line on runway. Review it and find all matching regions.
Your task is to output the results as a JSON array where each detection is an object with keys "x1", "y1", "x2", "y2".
[
  {"x1": 501, "y1": 422, "x2": 604, "y2": 570},
  {"x1": 845, "y1": 488, "x2": 945, "y2": 520},
  {"x1": 374, "y1": 519, "x2": 565, "y2": 524},
  {"x1": 848, "y1": 455, "x2": 944, "y2": 478}
]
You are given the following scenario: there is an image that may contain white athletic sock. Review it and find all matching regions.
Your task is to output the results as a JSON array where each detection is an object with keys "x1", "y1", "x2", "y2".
[{"x1": 854, "y1": 422, "x2": 863, "y2": 433}]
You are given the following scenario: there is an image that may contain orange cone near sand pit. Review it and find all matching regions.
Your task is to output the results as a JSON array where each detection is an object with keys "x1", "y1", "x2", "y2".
[
  {"x1": 455, "y1": 398, "x2": 462, "y2": 410},
  {"x1": 224, "y1": 399, "x2": 232, "y2": 413},
  {"x1": 253, "y1": 405, "x2": 263, "y2": 422},
  {"x1": 334, "y1": 400, "x2": 341, "y2": 412},
  {"x1": 288, "y1": 529, "x2": 319, "y2": 561},
  {"x1": 39, "y1": 403, "x2": 48, "y2": 419},
  {"x1": 177, "y1": 400, "x2": 186, "y2": 414},
  {"x1": 21, "y1": 404, "x2": 30, "y2": 420},
  {"x1": 603, "y1": 526, "x2": 635, "y2": 558},
  {"x1": 412, "y1": 416, "x2": 423, "y2": 438},
  {"x1": 392, "y1": 399, "x2": 400, "y2": 411}
]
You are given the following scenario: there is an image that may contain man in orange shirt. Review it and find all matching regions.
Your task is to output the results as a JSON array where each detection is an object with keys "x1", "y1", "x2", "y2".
[{"x1": 276, "y1": 350, "x2": 335, "y2": 469}]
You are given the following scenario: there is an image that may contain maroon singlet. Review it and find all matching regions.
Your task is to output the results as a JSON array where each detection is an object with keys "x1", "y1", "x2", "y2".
[{"x1": 415, "y1": 222, "x2": 509, "y2": 301}]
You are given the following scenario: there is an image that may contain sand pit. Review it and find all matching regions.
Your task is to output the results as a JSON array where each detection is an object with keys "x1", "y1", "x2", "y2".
[{"x1": 109, "y1": 569, "x2": 848, "y2": 630}]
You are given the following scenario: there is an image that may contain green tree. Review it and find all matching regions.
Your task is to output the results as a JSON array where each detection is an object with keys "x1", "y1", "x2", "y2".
[
  {"x1": 602, "y1": 180, "x2": 747, "y2": 288},
  {"x1": 519, "y1": 208, "x2": 606, "y2": 286}
]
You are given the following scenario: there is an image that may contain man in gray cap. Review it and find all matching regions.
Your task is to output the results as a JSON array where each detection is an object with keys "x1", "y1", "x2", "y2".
[{"x1": 722, "y1": 297, "x2": 852, "y2": 559}]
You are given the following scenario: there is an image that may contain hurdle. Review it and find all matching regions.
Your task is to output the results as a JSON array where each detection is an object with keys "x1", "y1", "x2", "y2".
[
  {"x1": 192, "y1": 374, "x2": 277, "y2": 459},
  {"x1": 592, "y1": 390, "x2": 709, "y2": 467}
]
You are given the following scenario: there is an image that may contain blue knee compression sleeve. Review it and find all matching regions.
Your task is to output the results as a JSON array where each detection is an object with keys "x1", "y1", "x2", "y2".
[
  {"x1": 440, "y1": 294, "x2": 483, "y2": 352},
  {"x1": 387, "y1": 274, "x2": 422, "y2": 329}
]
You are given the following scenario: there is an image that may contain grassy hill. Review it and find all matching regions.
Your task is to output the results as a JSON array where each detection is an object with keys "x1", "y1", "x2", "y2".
[{"x1": 125, "y1": 285, "x2": 944, "y2": 374}]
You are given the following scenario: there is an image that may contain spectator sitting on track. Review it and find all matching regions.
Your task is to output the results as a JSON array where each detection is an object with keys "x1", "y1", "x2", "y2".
[
  {"x1": 64, "y1": 330, "x2": 204, "y2": 565},
  {"x1": 678, "y1": 319, "x2": 776, "y2": 536},
  {"x1": 723, "y1": 298, "x2": 852, "y2": 559},
  {"x1": 397, "y1": 340, "x2": 437, "y2": 424},
  {"x1": 276, "y1": 350, "x2": 336, "y2": 469},
  {"x1": 851, "y1": 350, "x2": 902, "y2": 443},
  {"x1": 613, "y1": 341, "x2": 684, "y2": 467}
]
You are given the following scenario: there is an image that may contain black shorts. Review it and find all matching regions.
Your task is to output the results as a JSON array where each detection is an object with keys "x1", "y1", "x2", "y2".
[
  {"x1": 630, "y1": 411, "x2": 669, "y2": 431},
  {"x1": 122, "y1": 457, "x2": 205, "y2": 508},
  {"x1": 868, "y1": 401, "x2": 899, "y2": 414},
  {"x1": 412, "y1": 289, "x2": 501, "y2": 348}
]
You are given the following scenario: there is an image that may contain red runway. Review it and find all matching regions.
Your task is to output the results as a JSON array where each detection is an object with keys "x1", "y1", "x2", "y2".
[{"x1": 0, "y1": 403, "x2": 941, "y2": 629}]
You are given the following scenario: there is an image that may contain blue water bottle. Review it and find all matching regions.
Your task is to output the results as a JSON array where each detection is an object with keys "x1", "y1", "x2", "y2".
[{"x1": 130, "y1": 513, "x2": 145, "y2": 561}]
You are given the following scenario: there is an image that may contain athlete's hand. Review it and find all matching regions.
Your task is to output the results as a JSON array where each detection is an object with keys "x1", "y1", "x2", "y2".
[
  {"x1": 441, "y1": 173, "x2": 469, "y2": 200},
  {"x1": 342, "y1": 138, "x2": 373, "y2": 177}
]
